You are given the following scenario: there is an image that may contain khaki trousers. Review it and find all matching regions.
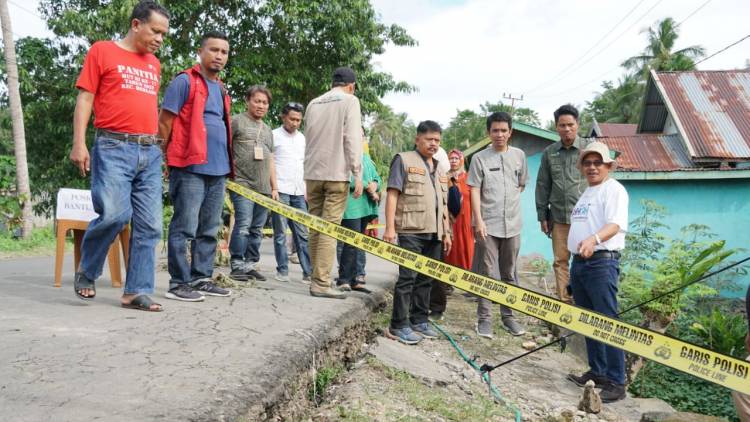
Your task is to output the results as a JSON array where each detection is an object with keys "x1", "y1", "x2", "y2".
[
  {"x1": 552, "y1": 223, "x2": 573, "y2": 303},
  {"x1": 306, "y1": 180, "x2": 349, "y2": 291}
]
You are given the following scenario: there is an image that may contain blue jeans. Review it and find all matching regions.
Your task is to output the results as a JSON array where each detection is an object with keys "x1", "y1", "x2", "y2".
[
  {"x1": 570, "y1": 257, "x2": 626, "y2": 385},
  {"x1": 271, "y1": 193, "x2": 311, "y2": 277},
  {"x1": 337, "y1": 216, "x2": 374, "y2": 285},
  {"x1": 79, "y1": 136, "x2": 163, "y2": 295},
  {"x1": 167, "y1": 168, "x2": 226, "y2": 288},
  {"x1": 229, "y1": 191, "x2": 267, "y2": 271}
]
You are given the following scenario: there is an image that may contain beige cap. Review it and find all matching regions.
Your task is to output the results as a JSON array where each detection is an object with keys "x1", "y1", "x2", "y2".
[{"x1": 577, "y1": 141, "x2": 616, "y2": 168}]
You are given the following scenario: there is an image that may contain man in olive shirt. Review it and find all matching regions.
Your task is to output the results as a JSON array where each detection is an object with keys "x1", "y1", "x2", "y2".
[{"x1": 535, "y1": 104, "x2": 589, "y2": 304}]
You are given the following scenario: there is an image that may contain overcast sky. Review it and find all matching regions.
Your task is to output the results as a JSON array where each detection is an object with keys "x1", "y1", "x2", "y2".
[{"x1": 7, "y1": 0, "x2": 750, "y2": 128}]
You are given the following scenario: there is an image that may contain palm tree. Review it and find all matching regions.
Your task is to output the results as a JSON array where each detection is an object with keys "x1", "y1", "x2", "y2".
[
  {"x1": 622, "y1": 17, "x2": 706, "y2": 76},
  {"x1": 0, "y1": 0, "x2": 33, "y2": 238}
]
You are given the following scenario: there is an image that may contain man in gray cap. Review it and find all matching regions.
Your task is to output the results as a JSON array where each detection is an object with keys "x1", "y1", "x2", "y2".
[{"x1": 303, "y1": 66, "x2": 363, "y2": 299}]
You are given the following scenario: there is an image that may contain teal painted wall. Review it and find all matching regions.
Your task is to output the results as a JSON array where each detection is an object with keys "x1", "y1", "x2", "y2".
[{"x1": 520, "y1": 152, "x2": 750, "y2": 296}]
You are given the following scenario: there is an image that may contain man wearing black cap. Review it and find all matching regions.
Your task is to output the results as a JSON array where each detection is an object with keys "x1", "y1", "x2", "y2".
[{"x1": 303, "y1": 66, "x2": 363, "y2": 299}]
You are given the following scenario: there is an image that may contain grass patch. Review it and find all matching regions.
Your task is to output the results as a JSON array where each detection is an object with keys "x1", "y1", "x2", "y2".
[
  {"x1": 309, "y1": 363, "x2": 346, "y2": 403},
  {"x1": 0, "y1": 226, "x2": 64, "y2": 258},
  {"x1": 368, "y1": 357, "x2": 511, "y2": 421}
]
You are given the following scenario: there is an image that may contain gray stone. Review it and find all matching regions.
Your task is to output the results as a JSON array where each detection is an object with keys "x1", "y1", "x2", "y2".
[
  {"x1": 579, "y1": 380, "x2": 603, "y2": 414},
  {"x1": 641, "y1": 411, "x2": 726, "y2": 422},
  {"x1": 370, "y1": 337, "x2": 453, "y2": 386}
]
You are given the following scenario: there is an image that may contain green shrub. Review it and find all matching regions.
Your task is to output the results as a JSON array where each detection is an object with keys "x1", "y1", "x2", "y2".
[{"x1": 629, "y1": 360, "x2": 739, "y2": 421}]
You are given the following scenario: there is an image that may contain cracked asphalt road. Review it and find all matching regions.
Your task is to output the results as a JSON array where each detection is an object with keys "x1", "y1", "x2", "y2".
[{"x1": 0, "y1": 239, "x2": 397, "y2": 421}]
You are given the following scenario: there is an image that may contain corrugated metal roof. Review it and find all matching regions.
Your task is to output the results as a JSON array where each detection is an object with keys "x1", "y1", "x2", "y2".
[
  {"x1": 652, "y1": 70, "x2": 750, "y2": 161},
  {"x1": 597, "y1": 123, "x2": 637, "y2": 137},
  {"x1": 598, "y1": 134, "x2": 699, "y2": 172}
]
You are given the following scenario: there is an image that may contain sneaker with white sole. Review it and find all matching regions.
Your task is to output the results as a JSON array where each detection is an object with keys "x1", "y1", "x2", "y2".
[
  {"x1": 301, "y1": 275, "x2": 311, "y2": 285},
  {"x1": 476, "y1": 320, "x2": 494, "y2": 339},
  {"x1": 165, "y1": 284, "x2": 205, "y2": 302},
  {"x1": 193, "y1": 280, "x2": 231, "y2": 297},
  {"x1": 275, "y1": 273, "x2": 290, "y2": 282},
  {"x1": 502, "y1": 318, "x2": 526, "y2": 336},
  {"x1": 411, "y1": 322, "x2": 438, "y2": 339},
  {"x1": 389, "y1": 327, "x2": 422, "y2": 345}
]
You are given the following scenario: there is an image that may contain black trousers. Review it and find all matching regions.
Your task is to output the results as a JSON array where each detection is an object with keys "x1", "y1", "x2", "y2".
[{"x1": 390, "y1": 233, "x2": 441, "y2": 329}]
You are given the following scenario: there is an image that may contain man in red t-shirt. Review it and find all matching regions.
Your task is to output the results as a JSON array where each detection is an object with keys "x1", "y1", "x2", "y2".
[{"x1": 70, "y1": 1, "x2": 170, "y2": 312}]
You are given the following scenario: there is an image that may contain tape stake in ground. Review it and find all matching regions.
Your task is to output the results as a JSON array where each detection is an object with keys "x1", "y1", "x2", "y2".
[{"x1": 226, "y1": 181, "x2": 750, "y2": 395}]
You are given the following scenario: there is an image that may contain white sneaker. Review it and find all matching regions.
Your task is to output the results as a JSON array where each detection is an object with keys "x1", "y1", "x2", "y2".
[{"x1": 275, "y1": 273, "x2": 290, "y2": 282}]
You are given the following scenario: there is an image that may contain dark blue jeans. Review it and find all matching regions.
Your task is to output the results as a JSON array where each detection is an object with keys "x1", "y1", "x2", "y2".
[
  {"x1": 167, "y1": 168, "x2": 226, "y2": 288},
  {"x1": 79, "y1": 136, "x2": 163, "y2": 295},
  {"x1": 271, "y1": 193, "x2": 311, "y2": 277},
  {"x1": 570, "y1": 257, "x2": 626, "y2": 385},
  {"x1": 390, "y1": 233, "x2": 441, "y2": 329},
  {"x1": 229, "y1": 191, "x2": 267, "y2": 271},
  {"x1": 337, "y1": 216, "x2": 374, "y2": 285}
]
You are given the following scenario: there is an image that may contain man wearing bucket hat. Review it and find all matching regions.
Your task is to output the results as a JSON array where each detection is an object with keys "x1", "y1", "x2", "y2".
[{"x1": 565, "y1": 141, "x2": 629, "y2": 403}]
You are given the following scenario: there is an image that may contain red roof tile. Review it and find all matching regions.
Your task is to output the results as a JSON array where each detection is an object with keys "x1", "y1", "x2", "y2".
[{"x1": 597, "y1": 123, "x2": 637, "y2": 137}]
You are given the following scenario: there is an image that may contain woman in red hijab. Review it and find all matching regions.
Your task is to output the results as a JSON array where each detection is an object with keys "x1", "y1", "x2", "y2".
[{"x1": 429, "y1": 149, "x2": 475, "y2": 321}]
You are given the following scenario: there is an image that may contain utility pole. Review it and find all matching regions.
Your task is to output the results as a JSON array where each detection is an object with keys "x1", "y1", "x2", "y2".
[
  {"x1": 502, "y1": 92, "x2": 524, "y2": 115},
  {"x1": 0, "y1": 0, "x2": 33, "y2": 238}
]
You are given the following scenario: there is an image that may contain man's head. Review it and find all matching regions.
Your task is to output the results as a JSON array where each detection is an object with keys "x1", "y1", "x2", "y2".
[
  {"x1": 281, "y1": 102, "x2": 304, "y2": 134},
  {"x1": 553, "y1": 104, "x2": 579, "y2": 146},
  {"x1": 486, "y1": 111, "x2": 513, "y2": 151},
  {"x1": 415, "y1": 120, "x2": 442, "y2": 159},
  {"x1": 332, "y1": 67, "x2": 356, "y2": 94},
  {"x1": 245, "y1": 85, "x2": 272, "y2": 120},
  {"x1": 198, "y1": 31, "x2": 229, "y2": 76},
  {"x1": 577, "y1": 141, "x2": 615, "y2": 186},
  {"x1": 128, "y1": 1, "x2": 170, "y2": 54}
]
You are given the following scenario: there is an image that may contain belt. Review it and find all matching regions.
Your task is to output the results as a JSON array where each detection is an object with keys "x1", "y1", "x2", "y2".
[
  {"x1": 573, "y1": 250, "x2": 621, "y2": 262},
  {"x1": 96, "y1": 129, "x2": 162, "y2": 145}
]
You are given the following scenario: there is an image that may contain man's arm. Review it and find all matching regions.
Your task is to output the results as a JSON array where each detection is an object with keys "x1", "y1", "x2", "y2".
[
  {"x1": 343, "y1": 99, "x2": 363, "y2": 198},
  {"x1": 157, "y1": 109, "x2": 176, "y2": 153},
  {"x1": 576, "y1": 223, "x2": 621, "y2": 258},
  {"x1": 535, "y1": 149, "x2": 552, "y2": 234},
  {"x1": 269, "y1": 152, "x2": 279, "y2": 200},
  {"x1": 383, "y1": 188, "x2": 399, "y2": 244},
  {"x1": 470, "y1": 186, "x2": 486, "y2": 240},
  {"x1": 70, "y1": 90, "x2": 95, "y2": 176}
]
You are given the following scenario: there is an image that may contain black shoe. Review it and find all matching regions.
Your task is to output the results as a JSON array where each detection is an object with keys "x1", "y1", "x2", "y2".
[
  {"x1": 229, "y1": 269, "x2": 251, "y2": 281},
  {"x1": 246, "y1": 269, "x2": 266, "y2": 281},
  {"x1": 599, "y1": 381, "x2": 627, "y2": 403},
  {"x1": 567, "y1": 371, "x2": 608, "y2": 387},
  {"x1": 165, "y1": 284, "x2": 205, "y2": 302},
  {"x1": 193, "y1": 280, "x2": 231, "y2": 297}
]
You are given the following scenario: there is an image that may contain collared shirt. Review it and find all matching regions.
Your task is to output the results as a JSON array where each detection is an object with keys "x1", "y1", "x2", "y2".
[
  {"x1": 387, "y1": 153, "x2": 439, "y2": 210},
  {"x1": 567, "y1": 178, "x2": 629, "y2": 253},
  {"x1": 535, "y1": 136, "x2": 590, "y2": 224},
  {"x1": 467, "y1": 145, "x2": 528, "y2": 238},
  {"x1": 231, "y1": 114, "x2": 274, "y2": 194},
  {"x1": 303, "y1": 88, "x2": 362, "y2": 182},
  {"x1": 272, "y1": 126, "x2": 306, "y2": 196}
]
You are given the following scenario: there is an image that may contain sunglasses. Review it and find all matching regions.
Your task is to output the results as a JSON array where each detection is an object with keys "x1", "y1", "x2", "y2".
[
  {"x1": 285, "y1": 102, "x2": 304, "y2": 112},
  {"x1": 582, "y1": 159, "x2": 605, "y2": 167}
]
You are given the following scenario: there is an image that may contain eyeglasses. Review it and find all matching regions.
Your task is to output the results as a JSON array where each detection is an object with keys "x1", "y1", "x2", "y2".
[
  {"x1": 582, "y1": 159, "x2": 605, "y2": 167},
  {"x1": 285, "y1": 102, "x2": 304, "y2": 112}
]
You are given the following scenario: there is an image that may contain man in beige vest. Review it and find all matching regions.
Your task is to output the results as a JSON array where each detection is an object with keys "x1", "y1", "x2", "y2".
[
  {"x1": 383, "y1": 121, "x2": 452, "y2": 345},
  {"x1": 303, "y1": 67, "x2": 363, "y2": 299}
]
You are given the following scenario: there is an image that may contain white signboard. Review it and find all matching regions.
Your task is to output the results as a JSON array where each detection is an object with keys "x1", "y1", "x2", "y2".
[{"x1": 56, "y1": 189, "x2": 99, "y2": 222}]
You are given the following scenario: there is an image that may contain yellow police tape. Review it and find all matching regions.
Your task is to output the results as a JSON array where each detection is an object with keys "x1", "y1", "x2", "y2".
[{"x1": 227, "y1": 181, "x2": 750, "y2": 394}]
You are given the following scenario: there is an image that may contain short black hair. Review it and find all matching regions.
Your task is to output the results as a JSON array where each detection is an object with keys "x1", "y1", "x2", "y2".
[
  {"x1": 200, "y1": 31, "x2": 228, "y2": 47},
  {"x1": 130, "y1": 1, "x2": 170, "y2": 23},
  {"x1": 486, "y1": 111, "x2": 513, "y2": 132},
  {"x1": 553, "y1": 104, "x2": 579, "y2": 123},
  {"x1": 417, "y1": 120, "x2": 442, "y2": 134}
]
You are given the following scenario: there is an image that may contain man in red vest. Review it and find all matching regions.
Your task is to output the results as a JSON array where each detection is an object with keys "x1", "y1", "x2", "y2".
[{"x1": 157, "y1": 31, "x2": 233, "y2": 302}]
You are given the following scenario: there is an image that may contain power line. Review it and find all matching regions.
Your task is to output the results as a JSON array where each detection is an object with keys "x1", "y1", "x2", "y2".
[
  {"x1": 524, "y1": 0, "x2": 648, "y2": 95},
  {"x1": 529, "y1": 0, "x2": 663, "y2": 97},
  {"x1": 676, "y1": 0, "x2": 712, "y2": 26},
  {"x1": 8, "y1": 0, "x2": 43, "y2": 21},
  {"x1": 695, "y1": 33, "x2": 750, "y2": 66}
]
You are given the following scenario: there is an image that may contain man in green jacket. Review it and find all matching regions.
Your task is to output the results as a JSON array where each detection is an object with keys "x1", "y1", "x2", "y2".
[
  {"x1": 534, "y1": 104, "x2": 589, "y2": 303},
  {"x1": 337, "y1": 143, "x2": 382, "y2": 293}
]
